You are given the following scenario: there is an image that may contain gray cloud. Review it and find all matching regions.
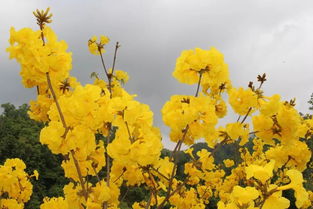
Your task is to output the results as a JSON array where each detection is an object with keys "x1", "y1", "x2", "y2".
[{"x1": 1, "y1": 0, "x2": 313, "y2": 148}]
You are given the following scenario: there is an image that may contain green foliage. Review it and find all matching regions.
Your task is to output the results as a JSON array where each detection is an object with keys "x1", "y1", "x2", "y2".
[
  {"x1": 0, "y1": 103, "x2": 68, "y2": 209},
  {"x1": 119, "y1": 184, "x2": 150, "y2": 208}
]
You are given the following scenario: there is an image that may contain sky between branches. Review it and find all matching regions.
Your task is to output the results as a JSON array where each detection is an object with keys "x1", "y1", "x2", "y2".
[{"x1": 1, "y1": 0, "x2": 313, "y2": 148}]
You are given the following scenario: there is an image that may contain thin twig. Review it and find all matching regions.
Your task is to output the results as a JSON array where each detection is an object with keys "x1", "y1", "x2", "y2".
[
  {"x1": 113, "y1": 168, "x2": 126, "y2": 183},
  {"x1": 150, "y1": 166, "x2": 170, "y2": 181},
  {"x1": 147, "y1": 170, "x2": 158, "y2": 207},
  {"x1": 157, "y1": 72, "x2": 204, "y2": 208},
  {"x1": 91, "y1": 165, "x2": 101, "y2": 182},
  {"x1": 125, "y1": 121, "x2": 134, "y2": 143},
  {"x1": 46, "y1": 73, "x2": 67, "y2": 129},
  {"x1": 120, "y1": 187, "x2": 130, "y2": 203},
  {"x1": 157, "y1": 177, "x2": 188, "y2": 209},
  {"x1": 71, "y1": 151, "x2": 88, "y2": 200},
  {"x1": 36, "y1": 86, "x2": 40, "y2": 95},
  {"x1": 195, "y1": 72, "x2": 203, "y2": 97},
  {"x1": 145, "y1": 192, "x2": 152, "y2": 209},
  {"x1": 111, "y1": 42, "x2": 119, "y2": 75},
  {"x1": 99, "y1": 52, "x2": 108, "y2": 75},
  {"x1": 169, "y1": 140, "x2": 182, "y2": 162},
  {"x1": 241, "y1": 107, "x2": 252, "y2": 124},
  {"x1": 157, "y1": 125, "x2": 189, "y2": 209},
  {"x1": 106, "y1": 136, "x2": 110, "y2": 186}
]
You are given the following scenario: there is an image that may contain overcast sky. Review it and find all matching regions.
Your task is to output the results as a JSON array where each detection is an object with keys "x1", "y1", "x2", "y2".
[{"x1": 1, "y1": 0, "x2": 313, "y2": 148}]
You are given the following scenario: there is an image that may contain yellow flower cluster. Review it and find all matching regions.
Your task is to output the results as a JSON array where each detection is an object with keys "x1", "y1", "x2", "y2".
[
  {"x1": 173, "y1": 48, "x2": 231, "y2": 96},
  {"x1": 162, "y1": 95, "x2": 218, "y2": 145},
  {"x1": 0, "y1": 159, "x2": 37, "y2": 209},
  {"x1": 7, "y1": 26, "x2": 72, "y2": 88},
  {"x1": 229, "y1": 87, "x2": 258, "y2": 115},
  {"x1": 88, "y1": 35, "x2": 110, "y2": 55}
]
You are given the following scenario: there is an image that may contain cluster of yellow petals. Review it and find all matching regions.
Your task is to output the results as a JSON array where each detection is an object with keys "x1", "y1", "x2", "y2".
[
  {"x1": 162, "y1": 95, "x2": 218, "y2": 145},
  {"x1": 88, "y1": 35, "x2": 110, "y2": 55},
  {"x1": 0, "y1": 158, "x2": 38, "y2": 209},
  {"x1": 172, "y1": 47, "x2": 231, "y2": 96},
  {"x1": 228, "y1": 87, "x2": 258, "y2": 115},
  {"x1": 7, "y1": 26, "x2": 72, "y2": 88}
]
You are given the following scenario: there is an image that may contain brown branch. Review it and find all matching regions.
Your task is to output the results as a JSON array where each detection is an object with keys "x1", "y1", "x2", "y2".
[
  {"x1": 158, "y1": 72, "x2": 204, "y2": 208},
  {"x1": 259, "y1": 188, "x2": 279, "y2": 209},
  {"x1": 147, "y1": 170, "x2": 159, "y2": 207},
  {"x1": 241, "y1": 107, "x2": 252, "y2": 124},
  {"x1": 113, "y1": 168, "x2": 126, "y2": 183},
  {"x1": 120, "y1": 187, "x2": 130, "y2": 203},
  {"x1": 157, "y1": 126, "x2": 189, "y2": 209},
  {"x1": 99, "y1": 50, "x2": 109, "y2": 76},
  {"x1": 195, "y1": 72, "x2": 203, "y2": 97},
  {"x1": 124, "y1": 121, "x2": 134, "y2": 143},
  {"x1": 71, "y1": 150, "x2": 88, "y2": 200},
  {"x1": 36, "y1": 86, "x2": 40, "y2": 95},
  {"x1": 150, "y1": 166, "x2": 170, "y2": 181},
  {"x1": 145, "y1": 192, "x2": 152, "y2": 209},
  {"x1": 91, "y1": 164, "x2": 100, "y2": 182},
  {"x1": 46, "y1": 72, "x2": 67, "y2": 129},
  {"x1": 199, "y1": 185, "x2": 210, "y2": 200},
  {"x1": 106, "y1": 136, "x2": 110, "y2": 186},
  {"x1": 111, "y1": 42, "x2": 119, "y2": 75},
  {"x1": 157, "y1": 178, "x2": 188, "y2": 209},
  {"x1": 169, "y1": 140, "x2": 182, "y2": 162}
]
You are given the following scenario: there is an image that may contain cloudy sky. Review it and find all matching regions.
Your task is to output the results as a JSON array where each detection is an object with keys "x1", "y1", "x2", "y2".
[{"x1": 1, "y1": 0, "x2": 313, "y2": 148}]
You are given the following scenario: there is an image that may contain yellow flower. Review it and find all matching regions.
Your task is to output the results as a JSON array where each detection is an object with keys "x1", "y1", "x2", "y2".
[
  {"x1": 32, "y1": 170, "x2": 39, "y2": 180},
  {"x1": 225, "y1": 122, "x2": 249, "y2": 145},
  {"x1": 88, "y1": 35, "x2": 110, "y2": 55},
  {"x1": 173, "y1": 47, "x2": 230, "y2": 96},
  {"x1": 215, "y1": 99, "x2": 227, "y2": 118},
  {"x1": 252, "y1": 114, "x2": 275, "y2": 145},
  {"x1": 40, "y1": 197, "x2": 69, "y2": 209},
  {"x1": 40, "y1": 121, "x2": 66, "y2": 154},
  {"x1": 114, "y1": 70, "x2": 129, "y2": 84},
  {"x1": 245, "y1": 160, "x2": 275, "y2": 184},
  {"x1": 0, "y1": 199, "x2": 24, "y2": 209},
  {"x1": 7, "y1": 26, "x2": 72, "y2": 88},
  {"x1": 100, "y1": 35, "x2": 109, "y2": 45},
  {"x1": 259, "y1": 94, "x2": 281, "y2": 116},
  {"x1": 0, "y1": 158, "x2": 34, "y2": 203},
  {"x1": 262, "y1": 185, "x2": 289, "y2": 209},
  {"x1": 278, "y1": 169, "x2": 309, "y2": 208},
  {"x1": 231, "y1": 185, "x2": 259, "y2": 206},
  {"x1": 223, "y1": 159, "x2": 234, "y2": 168},
  {"x1": 162, "y1": 95, "x2": 217, "y2": 144},
  {"x1": 229, "y1": 87, "x2": 258, "y2": 116}
]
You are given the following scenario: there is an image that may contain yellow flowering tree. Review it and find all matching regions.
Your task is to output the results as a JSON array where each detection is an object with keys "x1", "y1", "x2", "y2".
[{"x1": 3, "y1": 7, "x2": 313, "y2": 209}]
